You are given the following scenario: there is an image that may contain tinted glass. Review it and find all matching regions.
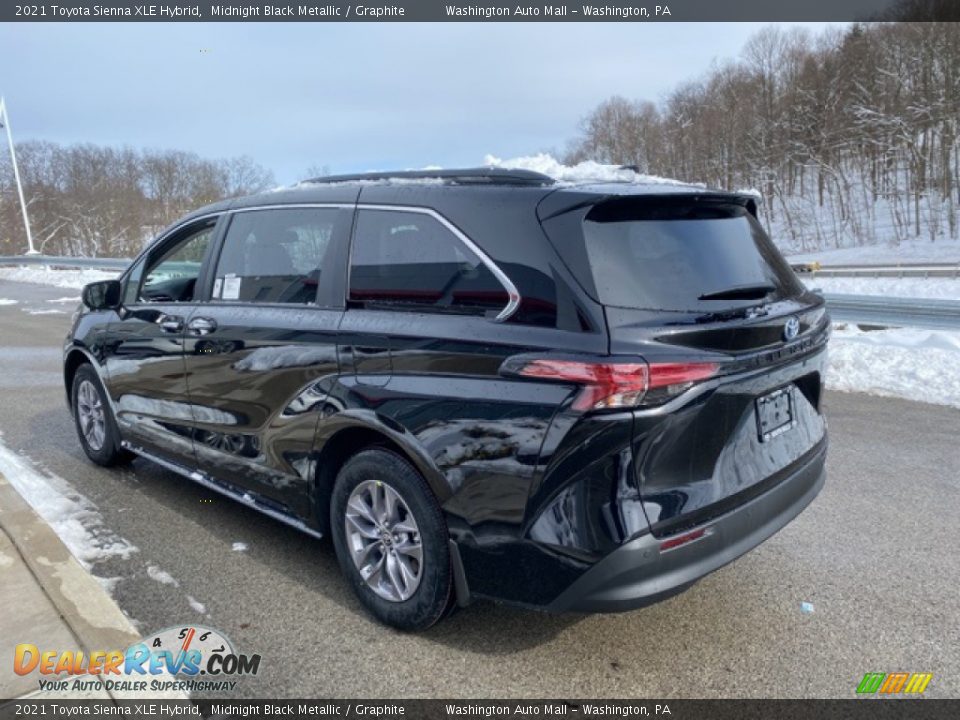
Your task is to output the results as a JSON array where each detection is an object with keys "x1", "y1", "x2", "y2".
[
  {"x1": 124, "y1": 256, "x2": 145, "y2": 305},
  {"x1": 348, "y1": 210, "x2": 509, "y2": 315},
  {"x1": 138, "y1": 224, "x2": 214, "y2": 303},
  {"x1": 214, "y1": 208, "x2": 336, "y2": 305},
  {"x1": 582, "y1": 202, "x2": 803, "y2": 311}
]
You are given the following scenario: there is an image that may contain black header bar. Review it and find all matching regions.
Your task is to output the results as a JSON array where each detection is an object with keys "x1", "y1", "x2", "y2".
[
  {"x1": 5, "y1": 0, "x2": 960, "y2": 23},
  {"x1": 2, "y1": 699, "x2": 960, "y2": 720}
]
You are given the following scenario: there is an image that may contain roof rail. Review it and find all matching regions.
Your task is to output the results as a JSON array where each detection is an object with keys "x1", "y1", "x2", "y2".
[{"x1": 303, "y1": 167, "x2": 555, "y2": 187}]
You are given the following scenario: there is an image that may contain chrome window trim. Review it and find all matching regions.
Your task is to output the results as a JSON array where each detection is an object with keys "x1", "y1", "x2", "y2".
[
  {"x1": 347, "y1": 204, "x2": 521, "y2": 323},
  {"x1": 142, "y1": 202, "x2": 521, "y2": 321},
  {"x1": 124, "y1": 212, "x2": 222, "y2": 283},
  {"x1": 211, "y1": 204, "x2": 348, "y2": 307},
  {"x1": 132, "y1": 204, "x2": 351, "y2": 279},
  {"x1": 229, "y1": 202, "x2": 353, "y2": 212},
  {"x1": 124, "y1": 216, "x2": 221, "y2": 306}
]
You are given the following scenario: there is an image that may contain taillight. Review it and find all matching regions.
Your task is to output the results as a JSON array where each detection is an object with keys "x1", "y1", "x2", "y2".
[{"x1": 515, "y1": 359, "x2": 718, "y2": 411}]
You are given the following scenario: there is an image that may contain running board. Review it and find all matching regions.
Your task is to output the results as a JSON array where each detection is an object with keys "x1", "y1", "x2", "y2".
[{"x1": 121, "y1": 441, "x2": 324, "y2": 540}]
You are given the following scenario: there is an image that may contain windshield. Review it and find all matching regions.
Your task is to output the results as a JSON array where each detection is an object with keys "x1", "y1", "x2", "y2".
[{"x1": 580, "y1": 201, "x2": 803, "y2": 312}]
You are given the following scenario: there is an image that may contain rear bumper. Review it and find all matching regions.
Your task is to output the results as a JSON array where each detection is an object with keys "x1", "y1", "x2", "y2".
[{"x1": 546, "y1": 439, "x2": 826, "y2": 613}]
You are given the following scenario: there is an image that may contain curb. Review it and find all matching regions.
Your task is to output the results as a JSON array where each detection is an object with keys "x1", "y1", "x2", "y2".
[
  {"x1": 0, "y1": 469, "x2": 141, "y2": 654},
  {"x1": 0, "y1": 469, "x2": 171, "y2": 701}
]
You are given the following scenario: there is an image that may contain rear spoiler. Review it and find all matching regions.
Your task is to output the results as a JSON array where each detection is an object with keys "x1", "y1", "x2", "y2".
[{"x1": 537, "y1": 187, "x2": 760, "y2": 222}]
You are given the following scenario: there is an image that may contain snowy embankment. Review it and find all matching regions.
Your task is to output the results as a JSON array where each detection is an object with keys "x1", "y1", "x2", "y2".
[
  {"x1": 826, "y1": 326, "x2": 960, "y2": 409},
  {"x1": 0, "y1": 264, "x2": 118, "y2": 289},
  {"x1": 803, "y1": 276, "x2": 960, "y2": 301},
  {"x1": 786, "y1": 238, "x2": 960, "y2": 266}
]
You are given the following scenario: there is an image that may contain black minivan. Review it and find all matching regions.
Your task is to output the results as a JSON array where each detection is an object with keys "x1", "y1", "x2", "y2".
[{"x1": 65, "y1": 168, "x2": 828, "y2": 630}]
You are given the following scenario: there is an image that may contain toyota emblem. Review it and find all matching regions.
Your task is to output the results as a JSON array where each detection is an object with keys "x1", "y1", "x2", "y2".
[{"x1": 784, "y1": 317, "x2": 800, "y2": 341}]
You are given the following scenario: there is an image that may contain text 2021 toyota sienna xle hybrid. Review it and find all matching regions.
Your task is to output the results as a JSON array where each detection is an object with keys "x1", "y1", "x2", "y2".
[{"x1": 64, "y1": 168, "x2": 828, "y2": 630}]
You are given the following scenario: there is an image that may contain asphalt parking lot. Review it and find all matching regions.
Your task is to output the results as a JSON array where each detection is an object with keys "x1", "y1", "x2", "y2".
[{"x1": 1, "y1": 278, "x2": 958, "y2": 698}]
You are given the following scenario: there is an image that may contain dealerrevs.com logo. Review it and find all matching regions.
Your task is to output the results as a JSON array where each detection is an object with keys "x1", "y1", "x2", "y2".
[
  {"x1": 14, "y1": 625, "x2": 261, "y2": 694},
  {"x1": 856, "y1": 672, "x2": 933, "y2": 695}
]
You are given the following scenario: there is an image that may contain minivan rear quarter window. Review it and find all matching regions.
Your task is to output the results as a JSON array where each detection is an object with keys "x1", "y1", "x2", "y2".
[
  {"x1": 575, "y1": 200, "x2": 803, "y2": 312},
  {"x1": 348, "y1": 209, "x2": 510, "y2": 315}
]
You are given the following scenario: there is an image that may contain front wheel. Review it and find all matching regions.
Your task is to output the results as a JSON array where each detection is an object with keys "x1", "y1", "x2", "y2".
[
  {"x1": 71, "y1": 364, "x2": 131, "y2": 467},
  {"x1": 330, "y1": 448, "x2": 452, "y2": 631}
]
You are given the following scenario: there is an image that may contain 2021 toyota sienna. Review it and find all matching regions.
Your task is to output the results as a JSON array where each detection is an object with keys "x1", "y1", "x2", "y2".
[{"x1": 64, "y1": 168, "x2": 828, "y2": 630}]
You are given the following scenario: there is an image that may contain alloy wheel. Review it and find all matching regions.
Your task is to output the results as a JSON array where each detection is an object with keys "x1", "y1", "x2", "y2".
[
  {"x1": 77, "y1": 379, "x2": 106, "y2": 451},
  {"x1": 344, "y1": 479, "x2": 423, "y2": 602}
]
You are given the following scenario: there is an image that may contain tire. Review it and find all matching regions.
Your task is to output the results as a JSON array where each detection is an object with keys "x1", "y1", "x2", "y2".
[
  {"x1": 330, "y1": 448, "x2": 452, "y2": 631},
  {"x1": 71, "y1": 364, "x2": 131, "y2": 467}
]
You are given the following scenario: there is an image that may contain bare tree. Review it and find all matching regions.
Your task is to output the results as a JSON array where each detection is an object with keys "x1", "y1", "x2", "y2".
[
  {"x1": 565, "y1": 3, "x2": 960, "y2": 251},
  {"x1": 0, "y1": 142, "x2": 274, "y2": 256}
]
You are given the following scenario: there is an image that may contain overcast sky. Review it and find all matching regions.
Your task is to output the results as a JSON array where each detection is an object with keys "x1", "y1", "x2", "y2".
[{"x1": 1, "y1": 22, "x2": 843, "y2": 184}]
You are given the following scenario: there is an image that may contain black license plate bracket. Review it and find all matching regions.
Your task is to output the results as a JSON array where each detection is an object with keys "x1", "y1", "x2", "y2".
[{"x1": 756, "y1": 386, "x2": 795, "y2": 442}]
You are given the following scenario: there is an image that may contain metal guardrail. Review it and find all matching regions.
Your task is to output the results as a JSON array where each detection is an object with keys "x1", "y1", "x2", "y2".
[
  {"x1": 1, "y1": 256, "x2": 958, "y2": 330},
  {"x1": 0, "y1": 255, "x2": 130, "y2": 270},
  {"x1": 795, "y1": 261, "x2": 960, "y2": 278},
  {"x1": 823, "y1": 293, "x2": 960, "y2": 330}
]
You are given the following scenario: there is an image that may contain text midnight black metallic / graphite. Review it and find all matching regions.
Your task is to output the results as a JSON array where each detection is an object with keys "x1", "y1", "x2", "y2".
[{"x1": 64, "y1": 167, "x2": 828, "y2": 630}]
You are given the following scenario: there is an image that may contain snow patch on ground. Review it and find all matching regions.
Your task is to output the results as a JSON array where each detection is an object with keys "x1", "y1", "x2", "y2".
[
  {"x1": 48, "y1": 296, "x2": 81, "y2": 304},
  {"x1": 0, "y1": 265, "x2": 119, "y2": 289},
  {"x1": 186, "y1": 596, "x2": 207, "y2": 614},
  {"x1": 483, "y1": 153, "x2": 696, "y2": 186},
  {"x1": 0, "y1": 436, "x2": 138, "y2": 570},
  {"x1": 146, "y1": 565, "x2": 180, "y2": 587},
  {"x1": 24, "y1": 309, "x2": 65, "y2": 315},
  {"x1": 231, "y1": 542, "x2": 248, "y2": 552},
  {"x1": 0, "y1": 298, "x2": 18, "y2": 305},
  {"x1": 787, "y1": 239, "x2": 960, "y2": 265},
  {"x1": 804, "y1": 276, "x2": 960, "y2": 301},
  {"x1": 96, "y1": 576, "x2": 122, "y2": 595},
  {"x1": 826, "y1": 325, "x2": 960, "y2": 408}
]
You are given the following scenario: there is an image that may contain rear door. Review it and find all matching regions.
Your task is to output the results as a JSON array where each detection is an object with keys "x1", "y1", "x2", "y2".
[
  {"x1": 335, "y1": 205, "x2": 608, "y2": 524},
  {"x1": 103, "y1": 217, "x2": 220, "y2": 464},
  {"x1": 540, "y1": 197, "x2": 829, "y2": 533},
  {"x1": 180, "y1": 204, "x2": 352, "y2": 517}
]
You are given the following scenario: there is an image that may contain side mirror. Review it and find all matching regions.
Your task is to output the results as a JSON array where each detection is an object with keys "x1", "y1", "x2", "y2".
[{"x1": 81, "y1": 279, "x2": 123, "y2": 311}]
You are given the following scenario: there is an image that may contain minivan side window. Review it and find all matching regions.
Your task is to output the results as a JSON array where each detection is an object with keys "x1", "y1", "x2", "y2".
[
  {"x1": 137, "y1": 222, "x2": 215, "y2": 303},
  {"x1": 213, "y1": 208, "x2": 337, "y2": 305},
  {"x1": 348, "y1": 209, "x2": 510, "y2": 315}
]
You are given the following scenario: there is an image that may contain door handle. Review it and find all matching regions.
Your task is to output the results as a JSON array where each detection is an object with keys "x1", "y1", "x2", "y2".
[
  {"x1": 187, "y1": 317, "x2": 218, "y2": 336},
  {"x1": 158, "y1": 315, "x2": 184, "y2": 333}
]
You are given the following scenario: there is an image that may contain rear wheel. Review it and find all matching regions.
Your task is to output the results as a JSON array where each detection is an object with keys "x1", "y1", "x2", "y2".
[
  {"x1": 330, "y1": 448, "x2": 452, "y2": 631},
  {"x1": 71, "y1": 364, "x2": 131, "y2": 467}
]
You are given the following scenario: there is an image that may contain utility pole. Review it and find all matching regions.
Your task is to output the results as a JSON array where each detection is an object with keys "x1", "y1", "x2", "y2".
[{"x1": 0, "y1": 97, "x2": 38, "y2": 255}]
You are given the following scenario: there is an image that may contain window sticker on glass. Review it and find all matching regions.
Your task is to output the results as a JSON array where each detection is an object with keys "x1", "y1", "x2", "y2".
[
  {"x1": 212, "y1": 278, "x2": 223, "y2": 299},
  {"x1": 222, "y1": 275, "x2": 241, "y2": 300}
]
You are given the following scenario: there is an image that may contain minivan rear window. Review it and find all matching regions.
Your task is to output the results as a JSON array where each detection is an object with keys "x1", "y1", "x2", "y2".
[{"x1": 576, "y1": 201, "x2": 803, "y2": 312}]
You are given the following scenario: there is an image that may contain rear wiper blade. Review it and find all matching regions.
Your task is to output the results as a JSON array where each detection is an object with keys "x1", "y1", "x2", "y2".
[{"x1": 698, "y1": 283, "x2": 775, "y2": 301}]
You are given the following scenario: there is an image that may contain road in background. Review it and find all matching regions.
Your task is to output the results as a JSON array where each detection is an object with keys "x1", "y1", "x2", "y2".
[{"x1": 0, "y1": 278, "x2": 958, "y2": 698}]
